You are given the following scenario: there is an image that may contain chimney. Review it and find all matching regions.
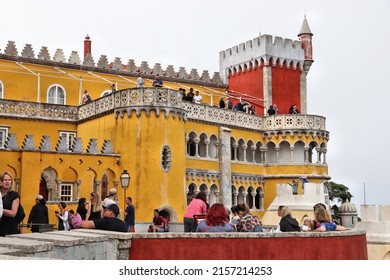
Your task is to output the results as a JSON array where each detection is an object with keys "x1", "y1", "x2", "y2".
[{"x1": 84, "y1": 34, "x2": 92, "y2": 60}]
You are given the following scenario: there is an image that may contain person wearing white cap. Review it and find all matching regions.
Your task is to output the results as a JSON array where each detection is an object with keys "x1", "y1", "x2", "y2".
[
  {"x1": 102, "y1": 188, "x2": 117, "y2": 208},
  {"x1": 102, "y1": 188, "x2": 121, "y2": 218},
  {"x1": 27, "y1": 195, "x2": 49, "y2": 232}
]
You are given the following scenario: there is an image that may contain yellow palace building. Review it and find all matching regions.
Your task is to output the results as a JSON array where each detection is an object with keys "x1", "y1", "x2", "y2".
[{"x1": 0, "y1": 18, "x2": 329, "y2": 228}]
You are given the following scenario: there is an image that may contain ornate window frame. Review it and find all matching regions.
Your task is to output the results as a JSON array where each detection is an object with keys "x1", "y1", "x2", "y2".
[{"x1": 161, "y1": 145, "x2": 172, "y2": 172}]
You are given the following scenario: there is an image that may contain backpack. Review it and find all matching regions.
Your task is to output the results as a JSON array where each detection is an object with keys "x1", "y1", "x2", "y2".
[
  {"x1": 161, "y1": 216, "x2": 169, "y2": 232},
  {"x1": 15, "y1": 202, "x2": 26, "y2": 224},
  {"x1": 86, "y1": 94, "x2": 92, "y2": 103},
  {"x1": 3, "y1": 191, "x2": 25, "y2": 224}
]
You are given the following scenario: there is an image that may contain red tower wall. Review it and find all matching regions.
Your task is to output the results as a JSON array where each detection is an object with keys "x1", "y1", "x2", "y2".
[
  {"x1": 228, "y1": 67, "x2": 264, "y2": 115},
  {"x1": 271, "y1": 63, "x2": 301, "y2": 114},
  {"x1": 227, "y1": 63, "x2": 301, "y2": 115}
]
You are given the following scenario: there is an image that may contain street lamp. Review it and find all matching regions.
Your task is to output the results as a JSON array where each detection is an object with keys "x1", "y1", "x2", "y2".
[{"x1": 120, "y1": 170, "x2": 131, "y2": 212}]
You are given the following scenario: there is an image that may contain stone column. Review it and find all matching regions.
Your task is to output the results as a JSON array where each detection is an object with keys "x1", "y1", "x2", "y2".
[
  {"x1": 232, "y1": 189, "x2": 238, "y2": 206},
  {"x1": 242, "y1": 190, "x2": 248, "y2": 205},
  {"x1": 194, "y1": 138, "x2": 200, "y2": 158},
  {"x1": 214, "y1": 141, "x2": 220, "y2": 159},
  {"x1": 204, "y1": 139, "x2": 210, "y2": 158},
  {"x1": 55, "y1": 180, "x2": 62, "y2": 201},
  {"x1": 250, "y1": 191, "x2": 256, "y2": 210},
  {"x1": 232, "y1": 143, "x2": 238, "y2": 161},
  {"x1": 261, "y1": 147, "x2": 267, "y2": 163},
  {"x1": 94, "y1": 180, "x2": 101, "y2": 194},
  {"x1": 251, "y1": 145, "x2": 256, "y2": 162},
  {"x1": 275, "y1": 147, "x2": 280, "y2": 163},
  {"x1": 219, "y1": 127, "x2": 232, "y2": 208},
  {"x1": 304, "y1": 147, "x2": 309, "y2": 163},
  {"x1": 315, "y1": 147, "x2": 321, "y2": 163},
  {"x1": 263, "y1": 65, "x2": 272, "y2": 115},
  {"x1": 214, "y1": 191, "x2": 220, "y2": 204},
  {"x1": 322, "y1": 148, "x2": 327, "y2": 164},
  {"x1": 242, "y1": 144, "x2": 247, "y2": 162},
  {"x1": 290, "y1": 147, "x2": 295, "y2": 162},
  {"x1": 75, "y1": 179, "x2": 82, "y2": 200}
]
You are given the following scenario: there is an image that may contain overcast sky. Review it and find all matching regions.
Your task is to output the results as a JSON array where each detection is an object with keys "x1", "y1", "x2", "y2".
[{"x1": 1, "y1": 0, "x2": 389, "y2": 214}]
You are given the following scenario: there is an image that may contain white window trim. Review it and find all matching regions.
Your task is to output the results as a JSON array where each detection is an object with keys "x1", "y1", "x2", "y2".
[
  {"x1": 47, "y1": 84, "x2": 66, "y2": 105},
  {"x1": 0, "y1": 126, "x2": 9, "y2": 149},
  {"x1": 59, "y1": 182, "x2": 75, "y2": 202}
]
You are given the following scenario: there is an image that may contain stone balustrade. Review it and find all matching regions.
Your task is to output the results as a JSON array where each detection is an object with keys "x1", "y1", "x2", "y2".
[{"x1": 0, "y1": 88, "x2": 326, "y2": 132}]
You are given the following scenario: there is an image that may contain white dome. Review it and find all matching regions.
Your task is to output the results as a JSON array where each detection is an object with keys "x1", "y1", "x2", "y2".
[{"x1": 340, "y1": 199, "x2": 357, "y2": 213}]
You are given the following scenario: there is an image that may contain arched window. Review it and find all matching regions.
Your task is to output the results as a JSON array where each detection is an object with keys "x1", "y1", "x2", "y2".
[
  {"x1": 47, "y1": 84, "x2": 66, "y2": 105},
  {"x1": 0, "y1": 80, "x2": 4, "y2": 99}
]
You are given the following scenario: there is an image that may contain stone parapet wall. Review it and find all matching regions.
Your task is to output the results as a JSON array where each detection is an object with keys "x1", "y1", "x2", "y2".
[
  {"x1": 0, "y1": 88, "x2": 328, "y2": 135},
  {"x1": 0, "y1": 229, "x2": 367, "y2": 260},
  {"x1": 0, "y1": 229, "x2": 131, "y2": 260}
]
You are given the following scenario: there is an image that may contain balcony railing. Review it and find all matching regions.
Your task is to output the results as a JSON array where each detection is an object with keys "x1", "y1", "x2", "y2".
[{"x1": 0, "y1": 88, "x2": 326, "y2": 131}]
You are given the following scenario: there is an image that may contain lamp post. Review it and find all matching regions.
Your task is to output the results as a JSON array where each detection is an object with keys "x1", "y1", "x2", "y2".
[{"x1": 120, "y1": 170, "x2": 130, "y2": 213}]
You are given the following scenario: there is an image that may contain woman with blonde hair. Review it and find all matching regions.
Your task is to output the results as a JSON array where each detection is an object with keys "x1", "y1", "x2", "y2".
[
  {"x1": 0, "y1": 171, "x2": 20, "y2": 236},
  {"x1": 278, "y1": 206, "x2": 300, "y2": 232},
  {"x1": 86, "y1": 192, "x2": 103, "y2": 220}
]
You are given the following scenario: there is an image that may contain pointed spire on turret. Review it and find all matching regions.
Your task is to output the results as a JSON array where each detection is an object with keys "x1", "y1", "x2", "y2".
[
  {"x1": 298, "y1": 15, "x2": 313, "y2": 62},
  {"x1": 298, "y1": 15, "x2": 312, "y2": 36}
]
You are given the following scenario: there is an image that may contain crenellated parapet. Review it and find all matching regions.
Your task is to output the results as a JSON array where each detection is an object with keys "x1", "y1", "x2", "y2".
[
  {"x1": 3, "y1": 132, "x2": 117, "y2": 155},
  {"x1": 219, "y1": 34, "x2": 305, "y2": 83},
  {"x1": 0, "y1": 40, "x2": 223, "y2": 86}
]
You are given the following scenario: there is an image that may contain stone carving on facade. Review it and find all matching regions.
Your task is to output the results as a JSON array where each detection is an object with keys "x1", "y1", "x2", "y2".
[
  {"x1": 101, "y1": 140, "x2": 114, "y2": 155},
  {"x1": 87, "y1": 139, "x2": 99, "y2": 154},
  {"x1": 56, "y1": 135, "x2": 69, "y2": 153},
  {"x1": 4, "y1": 133, "x2": 19, "y2": 151},
  {"x1": 42, "y1": 167, "x2": 58, "y2": 201},
  {"x1": 72, "y1": 138, "x2": 84, "y2": 153},
  {"x1": 22, "y1": 134, "x2": 36, "y2": 151},
  {"x1": 40, "y1": 135, "x2": 52, "y2": 152}
]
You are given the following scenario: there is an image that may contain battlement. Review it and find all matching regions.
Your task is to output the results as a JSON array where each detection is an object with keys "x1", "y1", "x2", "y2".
[
  {"x1": 360, "y1": 205, "x2": 390, "y2": 222},
  {"x1": 3, "y1": 133, "x2": 117, "y2": 156},
  {"x1": 219, "y1": 34, "x2": 305, "y2": 83},
  {"x1": 0, "y1": 40, "x2": 223, "y2": 85}
]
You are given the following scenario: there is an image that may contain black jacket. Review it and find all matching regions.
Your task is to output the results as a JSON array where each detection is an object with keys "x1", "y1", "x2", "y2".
[
  {"x1": 27, "y1": 203, "x2": 49, "y2": 225},
  {"x1": 279, "y1": 215, "x2": 301, "y2": 232}
]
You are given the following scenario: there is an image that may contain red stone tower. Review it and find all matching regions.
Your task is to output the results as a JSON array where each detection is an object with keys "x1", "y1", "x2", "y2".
[{"x1": 219, "y1": 17, "x2": 313, "y2": 115}]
